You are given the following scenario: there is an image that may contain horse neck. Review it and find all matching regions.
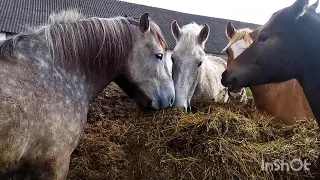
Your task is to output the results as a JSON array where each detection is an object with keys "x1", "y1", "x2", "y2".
[
  {"x1": 298, "y1": 69, "x2": 320, "y2": 123},
  {"x1": 291, "y1": 14, "x2": 320, "y2": 122},
  {"x1": 198, "y1": 55, "x2": 227, "y2": 96},
  {"x1": 295, "y1": 32, "x2": 320, "y2": 122}
]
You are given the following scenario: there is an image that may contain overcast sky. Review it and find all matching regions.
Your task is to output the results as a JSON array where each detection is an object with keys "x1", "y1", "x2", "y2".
[{"x1": 121, "y1": 0, "x2": 319, "y2": 25}]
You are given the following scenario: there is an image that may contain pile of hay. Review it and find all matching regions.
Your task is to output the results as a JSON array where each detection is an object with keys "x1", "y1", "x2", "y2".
[{"x1": 67, "y1": 83, "x2": 320, "y2": 180}]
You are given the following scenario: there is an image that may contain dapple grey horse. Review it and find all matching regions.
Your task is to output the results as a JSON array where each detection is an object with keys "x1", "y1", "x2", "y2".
[{"x1": 0, "y1": 10, "x2": 174, "y2": 179}]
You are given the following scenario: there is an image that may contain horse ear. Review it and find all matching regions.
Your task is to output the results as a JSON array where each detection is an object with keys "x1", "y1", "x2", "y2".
[
  {"x1": 311, "y1": 0, "x2": 319, "y2": 8},
  {"x1": 139, "y1": 12, "x2": 150, "y2": 33},
  {"x1": 171, "y1": 20, "x2": 182, "y2": 41},
  {"x1": 308, "y1": 0, "x2": 319, "y2": 12},
  {"x1": 290, "y1": 0, "x2": 309, "y2": 19},
  {"x1": 249, "y1": 26, "x2": 262, "y2": 40},
  {"x1": 226, "y1": 21, "x2": 236, "y2": 39},
  {"x1": 198, "y1": 24, "x2": 210, "y2": 44}
]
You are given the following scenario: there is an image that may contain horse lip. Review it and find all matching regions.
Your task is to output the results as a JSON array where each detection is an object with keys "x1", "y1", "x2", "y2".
[{"x1": 240, "y1": 88, "x2": 245, "y2": 96}]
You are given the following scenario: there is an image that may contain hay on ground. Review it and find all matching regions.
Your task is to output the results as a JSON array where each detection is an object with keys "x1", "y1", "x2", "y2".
[{"x1": 67, "y1": 83, "x2": 320, "y2": 180}]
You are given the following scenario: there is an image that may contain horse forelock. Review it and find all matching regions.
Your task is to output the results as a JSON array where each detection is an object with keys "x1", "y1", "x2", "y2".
[
  {"x1": 222, "y1": 28, "x2": 253, "y2": 52},
  {"x1": 176, "y1": 22, "x2": 206, "y2": 52},
  {"x1": 150, "y1": 23, "x2": 168, "y2": 51}
]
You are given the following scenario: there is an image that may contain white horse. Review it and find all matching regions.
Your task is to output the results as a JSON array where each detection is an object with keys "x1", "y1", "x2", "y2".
[{"x1": 170, "y1": 21, "x2": 247, "y2": 111}]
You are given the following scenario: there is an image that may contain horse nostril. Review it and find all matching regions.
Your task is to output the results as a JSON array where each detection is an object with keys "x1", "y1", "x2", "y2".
[
  {"x1": 187, "y1": 105, "x2": 192, "y2": 113},
  {"x1": 169, "y1": 96, "x2": 175, "y2": 107},
  {"x1": 221, "y1": 70, "x2": 230, "y2": 87},
  {"x1": 222, "y1": 70, "x2": 228, "y2": 79},
  {"x1": 183, "y1": 106, "x2": 188, "y2": 112}
]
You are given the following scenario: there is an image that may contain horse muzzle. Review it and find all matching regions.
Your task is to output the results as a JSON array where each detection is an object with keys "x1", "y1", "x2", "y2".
[
  {"x1": 151, "y1": 86, "x2": 175, "y2": 110},
  {"x1": 221, "y1": 70, "x2": 238, "y2": 88},
  {"x1": 228, "y1": 87, "x2": 247, "y2": 103}
]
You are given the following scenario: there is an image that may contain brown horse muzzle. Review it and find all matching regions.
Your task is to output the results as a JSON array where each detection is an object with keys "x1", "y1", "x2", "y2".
[{"x1": 221, "y1": 70, "x2": 236, "y2": 88}]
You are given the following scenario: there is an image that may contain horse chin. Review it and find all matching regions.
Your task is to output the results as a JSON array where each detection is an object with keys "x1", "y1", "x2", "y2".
[{"x1": 228, "y1": 80, "x2": 244, "y2": 93}]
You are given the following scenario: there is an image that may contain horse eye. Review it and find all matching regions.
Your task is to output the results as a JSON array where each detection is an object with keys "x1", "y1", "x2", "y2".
[
  {"x1": 155, "y1": 53, "x2": 163, "y2": 60},
  {"x1": 197, "y1": 61, "x2": 203, "y2": 67},
  {"x1": 258, "y1": 34, "x2": 269, "y2": 42}
]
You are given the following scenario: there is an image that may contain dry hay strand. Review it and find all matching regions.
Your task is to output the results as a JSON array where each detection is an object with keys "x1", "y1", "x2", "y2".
[{"x1": 68, "y1": 84, "x2": 320, "y2": 180}]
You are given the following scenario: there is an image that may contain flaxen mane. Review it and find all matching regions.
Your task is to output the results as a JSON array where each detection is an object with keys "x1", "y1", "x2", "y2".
[{"x1": 222, "y1": 28, "x2": 253, "y2": 52}]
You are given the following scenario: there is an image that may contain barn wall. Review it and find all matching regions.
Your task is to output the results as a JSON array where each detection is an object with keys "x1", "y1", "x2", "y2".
[{"x1": 0, "y1": 33, "x2": 6, "y2": 41}]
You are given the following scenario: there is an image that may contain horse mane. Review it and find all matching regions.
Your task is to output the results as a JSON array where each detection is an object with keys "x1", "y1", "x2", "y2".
[
  {"x1": 0, "y1": 10, "x2": 167, "y2": 75},
  {"x1": 44, "y1": 15, "x2": 135, "y2": 74},
  {"x1": 222, "y1": 28, "x2": 253, "y2": 52},
  {"x1": 48, "y1": 9, "x2": 86, "y2": 24},
  {"x1": 151, "y1": 23, "x2": 167, "y2": 51},
  {"x1": 0, "y1": 10, "x2": 85, "y2": 57}
]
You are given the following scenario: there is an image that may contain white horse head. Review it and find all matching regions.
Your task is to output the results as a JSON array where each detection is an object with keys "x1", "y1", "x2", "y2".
[{"x1": 171, "y1": 21, "x2": 244, "y2": 111}]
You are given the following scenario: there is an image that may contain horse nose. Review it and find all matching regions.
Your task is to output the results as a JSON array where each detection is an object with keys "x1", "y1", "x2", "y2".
[
  {"x1": 152, "y1": 86, "x2": 175, "y2": 110},
  {"x1": 222, "y1": 70, "x2": 228, "y2": 79},
  {"x1": 173, "y1": 99, "x2": 191, "y2": 112},
  {"x1": 159, "y1": 94, "x2": 175, "y2": 109},
  {"x1": 183, "y1": 106, "x2": 187, "y2": 112},
  {"x1": 175, "y1": 105, "x2": 189, "y2": 112},
  {"x1": 186, "y1": 105, "x2": 191, "y2": 112},
  {"x1": 181, "y1": 105, "x2": 192, "y2": 112},
  {"x1": 221, "y1": 70, "x2": 235, "y2": 87}
]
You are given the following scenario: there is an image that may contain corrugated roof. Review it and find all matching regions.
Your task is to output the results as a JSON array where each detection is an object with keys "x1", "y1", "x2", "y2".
[{"x1": 0, "y1": 0, "x2": 260, "y2": 54}]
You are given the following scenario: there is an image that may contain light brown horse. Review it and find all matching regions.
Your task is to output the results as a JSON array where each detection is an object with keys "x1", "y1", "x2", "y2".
[{"x1": 223, "y1": 22, "x2": 314, "y2": 125}]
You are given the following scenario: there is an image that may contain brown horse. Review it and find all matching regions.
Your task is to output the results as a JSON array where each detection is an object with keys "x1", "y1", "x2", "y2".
[
  {"x1": 221, "y1": 0, "x2": 320, "y2": 176},
  {"x1": 223, "y1": 22, "x2": 314, "y2": 125},
  {"x1": 0, "y1": 10, "x2": 174, "y2": 179},
  {"x1": 221, "y1": 0, "x2": 320, "y2": 122}
]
